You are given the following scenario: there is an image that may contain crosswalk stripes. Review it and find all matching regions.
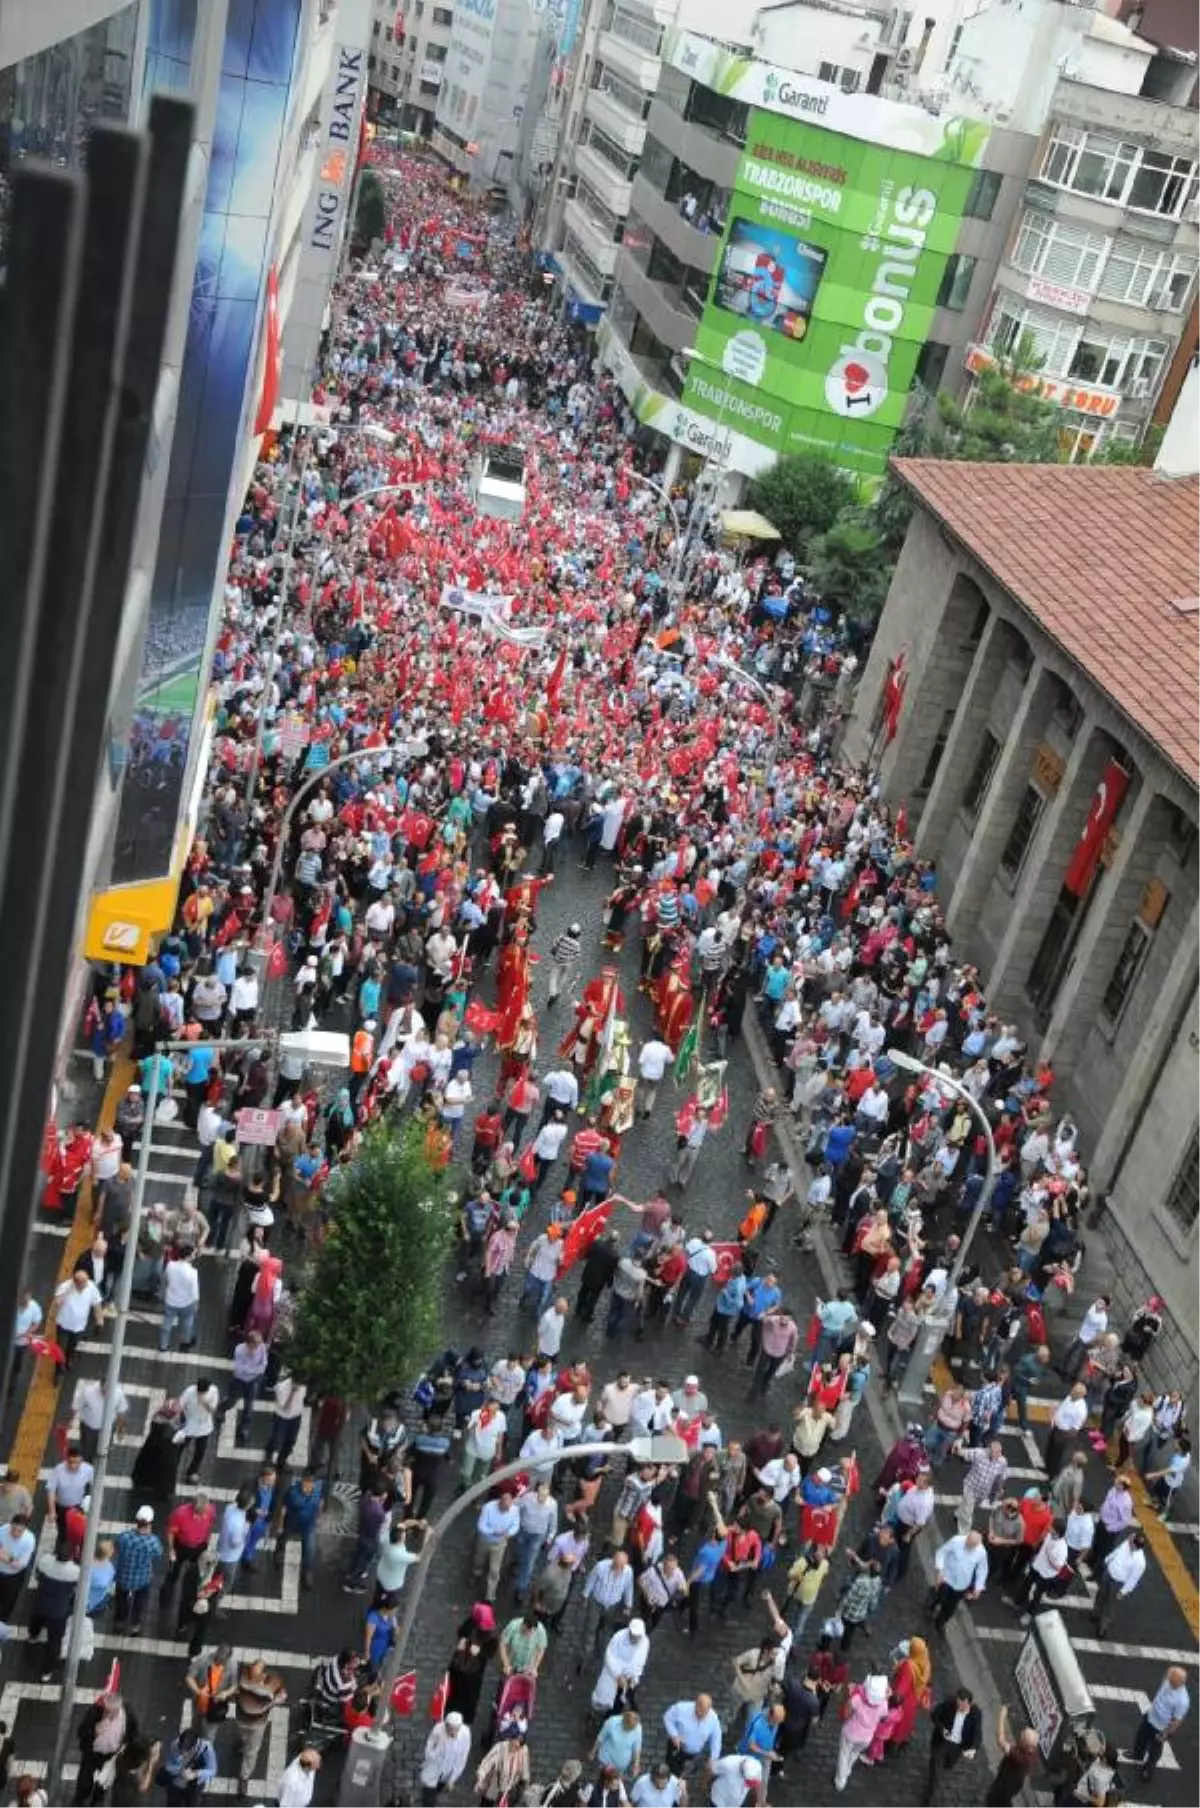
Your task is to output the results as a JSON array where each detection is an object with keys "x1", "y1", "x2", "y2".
[{"x1": 974, "y1": 1624, "x2": 1199, "y2": 1665}]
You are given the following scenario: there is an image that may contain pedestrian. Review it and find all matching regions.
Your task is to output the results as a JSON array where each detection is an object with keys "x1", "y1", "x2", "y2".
[
  {"x1": 592, "y1": 1707, "x2": 643, "y2": 1779},
  {"x1": 984, "y1": 1708, "x2": 1040, "y2": 1805},
  {"x1": 1089, "y1": 1475, "x2": 1135, "y2": 1572},
  {"x1": 669, "y1": 1106, "x2": 710, "y2": 1190},
  {"x1": 834, "y1": 1673, "x2": 891, "y2": 1792},
  {"x1": 1092, "y1": 1529, "x2": 1147, "y2": 1635},
  {"x1": 836, "y1": 1560, "x2": 883, "y2": 1650},
  {"x1": 158, "y1": 1727, "x2": 218, "y2": 1806},
  {"x1": 953, "y1": 1439, "x2": 1008, "y2": 1533},
  {"x1": 673, "y1": 1231, "x2": 718, "y2": 1325},
  {"x1": 273, "y1": 1469, "x2": 322, "y2": 1591},
  {"x1": 159, "y1": 1250, "x2": 201, "y2": 1352},
  {"x1": 418, "y1": 1713, "x2": 471, "y2": 1805},
  {"x1": 113, "y1": 1506, "x2": 163, "y2": 1634},
  {"x1": 1061, "y1": 1295, "x2": 1109, "y2": 1379},
  {"x1": 929, "y1": 1531, "x2": 988, "y2": 1629},
  {"x1": 472, "y1": 1489, "x2": 520, "y2": 1602},
  {"x1": 176, "y1": 1378, "x2": 220, "y2": 1484},
  {"x1": 0, "y1": 1512, "x2": 36, "y2": 1623},
  {"x1": 27, "y1": 1540, "x2": 80, "y2": 1679},
  {"x1": 1044, "y1": 1383, "x2": 1088, "y2": 1476},
  {"x1": 663, "y1": 1692, "x2": 723, "y2": 1774},
  {"x1": 52, "y1": 1269, "x2": 103, "y2": 1375},
  {"x1": 924, "y1": 1688, "x2": 981, "y2": 1804},
  {"x1": 592, "y1": 1618, "x2": 650, "y2": 1716},
  {"x1": 1123, "y1": 1664, "x2": 1190, "y2": 1780},
  {"x1": 276, "y1": 1750, "x2": 321, "y2": 1808},
  {"x1": 751, "y1": 1307, "x2": 799, "y2": 1397},
  {"x1": 162, "y1": 1490, "x2": 217, "y2": 1599},
  {"x1": 74, "y1": 1692, "x2": 135, "y2": 1806}
]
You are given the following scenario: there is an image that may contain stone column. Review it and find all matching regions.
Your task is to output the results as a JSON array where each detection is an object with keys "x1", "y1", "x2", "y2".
[
  {"x1": 944, "y1": 664, "x2": 1059, "y2": 938},
  {"x1": 986, "y1": 727, "x2": 1116, "y2": 1018},
  {"x1": 912, "y1": 614, "x2": 1022, "y2": 863},
  {"x1": 881, "y1": 580, "x2": 995, "y2": 813},
  {"x1": 1038, "y1": 785, "x2": 1173, "y2": 1070}
]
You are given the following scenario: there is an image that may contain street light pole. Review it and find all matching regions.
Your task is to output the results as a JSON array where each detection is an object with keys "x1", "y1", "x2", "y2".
[
  {"x1": 340, "y1": 1433, "x2": 688, "y2": 1806},
  {"x1": 47, "y1": 1032, "x2": 263, "y2": 1799},
  {"x1": 716, "y1": 655, "x2": 781, "y2": 793},
  {"x1": 627, "y1": 469, "x2": 684, "y2": 602},
  {"x1": 890, "y1": 1049, "x2": 998, "y2": 1415},
  {"x1": 259, "y1": 747, "x2": 408, "y2": 945}
]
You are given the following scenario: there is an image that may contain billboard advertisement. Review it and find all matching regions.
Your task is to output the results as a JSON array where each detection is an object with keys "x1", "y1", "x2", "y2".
[
  {"x1": 682, "y1": 102, "x2": 988, "y2": 481},
  {"x1": 111, "y1": 0, "x2": 303, "y2": 885},
  {"x1": 436, "y1": 0, "x2": 498, "y2": 141}
]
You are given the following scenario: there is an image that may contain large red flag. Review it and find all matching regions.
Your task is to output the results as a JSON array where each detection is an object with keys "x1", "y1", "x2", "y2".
[
  {"x1": 1063, "y1": 761, "x2": 1128, "y2": 897},
  {"x1": 711, "y1": 1241, "x2": 742, "y2": 1285},
  {"x1": 546, "y1": 644, "x2": 568, "y2": 713},
  {"x1": 253, "y1": 267, "x2": 280, "y2": 436},
  {"x1": 881, "y1": 651, "x2": 907, "y2": 745},
  {"x1": 560, "y1": 1197, "x2": 616, "y2": 1274}
]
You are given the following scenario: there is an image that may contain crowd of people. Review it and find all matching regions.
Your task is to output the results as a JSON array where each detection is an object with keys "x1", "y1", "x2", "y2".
[{"x1": 8, "y1": 147, "x2": 1190, "y2": 1808}]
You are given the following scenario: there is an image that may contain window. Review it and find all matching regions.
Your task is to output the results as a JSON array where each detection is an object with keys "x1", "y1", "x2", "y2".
[
  {"x1": 576, "y1": 176, "x2": 624, "y2": 243},
  {"x1": 373, "y1": 17, "x2": 380, "y2": 33},
  {"x1": 1011, "y1": 213, "x2": 1107, "y2": 290},
  {"x1": 962, "y1": 732, "x2": 1001, "y2": 818},
  {"x1": 987, "y1": 295, "x2": 1080, "y2": 378},
  {"x1": 608, "y1": 3, "x2": 664, "y2": 56},
  {"x1": 1039, "y1": 125, "x2": 1198, "y2": 219},
  {"x1": 563, "y1": 228, "x2": 613, "y2": 302},
  {"x1": 368, "y1": 51, "x2": 376, "y2": 68},
  {"x1": 817, "y1": 62, "x2": 861, "y2": 93},
  {"x1": 391, "y1": 63, "x2": 400, "y2": 81},
  {"x1": 915, "y1": 708, "x2": 955, "y2": 800},
  {"x1": 581, "y1": 123, "x2": 636, "y2": 182},
  {"x1": 913, "y1": 339, "x2": 948, "y2": 393},
  {"x1": 1000, "y1": 787, "x2": 1045, "y2": 878},
  {"x1": 595, "y1": 64, "x2": 650, "y2": 121},
  {"x1": 1069, "y1": 328, "x2": 1170, "y2": 395},
  {"x1": 1102, "y1": 918, "x2": 1154, "y2": 1020},
  {"x1": 433, "y1": 6, "x2": 454, "y2": 23},
  {"x1": 638, "y1": 133, "x2": 673, "y2": 194},
  {"x1": 945, "y1": 23, "x2": 964, "y2": 66},
  {"x1": 936, "y1": 253, "x2": 977, "y2": 311},
  {"x1": 1163, "y1": 1131, "x2": 1199, "y2": 1233},
  {"x1": 1098, "y1": 243, "x2": 1197, "y2": 311}
]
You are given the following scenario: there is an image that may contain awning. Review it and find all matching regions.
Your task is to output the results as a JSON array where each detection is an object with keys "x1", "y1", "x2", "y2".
[{"x1": 720, "y1": 508, "x2": 781, "y2": 540}]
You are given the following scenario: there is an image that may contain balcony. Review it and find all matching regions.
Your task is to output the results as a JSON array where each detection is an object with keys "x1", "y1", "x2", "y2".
[
  {"x1": 629, "y1": 173, "x2": 719, "y2": 279},
  {"x1": 613, "y1": 253, "x2": 696, "y2": 357},
  {"x1": 645, "y1": 96, "x2": 740, "y2": 189},
  {"x1": 562, "y1": 197, "x2": 620, "y2": 278},
  {"x1": 584, "y1": 87, "x2": 647, "y2": 158},
  {"x1": 573, "y1": 142, "x2": 633, "y2": 218},
  {"x1": 559, "y1": 238, "x2": 610, "y2": 307},
  {"x1": 596, "y1": 27, "x2": 660, "y2": 93}
]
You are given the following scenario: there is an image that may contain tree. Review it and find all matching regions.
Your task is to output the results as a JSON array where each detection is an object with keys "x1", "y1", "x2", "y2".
[
  {"x1": 805, "y1": 509, "x2": 893, "y2": 628},
  {"x1": 926, "y1": 333, "x2": 1064, "y2": 464},
  {"x1": 869, "y1": 400, "x2": 932, "y2": 555},
  {"x1": 746, "y1": 450, "x2": 856, "y2": 558},
  {"x1": 288, "y1": 1120, "x2": 454, "y2": 1405},
  {"x1": 353, "y1": 170, "x2": 386, "y2": 252}
]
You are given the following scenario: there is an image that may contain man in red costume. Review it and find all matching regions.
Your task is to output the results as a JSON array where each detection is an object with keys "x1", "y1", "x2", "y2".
[
  {"x1": 654, "y1": 948, "x2": 694, "y2": 1052},
  {"x1": 494, "y1": 925, "x2": 533, "y2": 1052},
  {"x1": 558, "y1": 966, "x2": 625, "y2": 1077}
]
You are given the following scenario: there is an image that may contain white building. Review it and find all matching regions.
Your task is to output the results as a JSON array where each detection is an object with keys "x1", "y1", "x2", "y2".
[
  {"x1": 368, "y1": 0, "x2": 455, "y2": 136},
  {"x1": 431, "y1": 0, "x2": 543, "y2": 191}
]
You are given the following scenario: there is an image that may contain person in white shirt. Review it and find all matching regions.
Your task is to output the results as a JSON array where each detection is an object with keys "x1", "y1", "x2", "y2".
[
  {"x1": 276, "y1": 1749, "x2": 321, "y2": 1808},
  {"x1": 1093, "y1": 1531, "x2": 1147, "y2": 1636},
  {"x1": 709, "y1": 1754, "x2": 763, "y2": 1807},
  {"x1": 53, "y1": 1270, "x2": 103, "y2": 1374},
  {"x1": 755, "y1": 1453, "x2": 801, "y2": 1506},
  {"x1": 1016, "y1": 1521, "x2": 1070, "y2": 1620},
  {"x1": 229, "y1": 967, "x2": 259, "y2": 1024},
  {"x1": 419, "y1": 1714, "x2": 471, "y2": 1799},
  {"x1": 599, "y1": 1373, "x2": 637, "y2": 1432},
  {"x1": 542, "y1": 1068, "x2": 580, "y2": 1115},
  {"x1": 1063, "y1": 1296, "x2": 1110, "y2": 1380},
  {"x1": 531, "y1": 1115, "x2": 569, "y2": 1189},
  {"x1": 177, "y1": 1380, "x2": 221, "y2": 1485},
  {"x1": 636, "y1": 1039, "x2": 673, "y2": 1119},
  {"x1": 364, "y1": 896, "x2": 394, "y2": 940},
  {"x1": 160, "y1": 1253, "x2": 201, "y2": 1353},
  {"x1": 541, "y1": 809, "x2": 565, "y2": 872},
  {"x1": 72, "y1": 1377, "x2": 128, "y2": 1464},
  {"x1": 538, "y1": 1298, "x2": 568, "y2": 1359},
  {"x1": 1045, "y1": 1384, "x2": 1089, "y2": 1475}
]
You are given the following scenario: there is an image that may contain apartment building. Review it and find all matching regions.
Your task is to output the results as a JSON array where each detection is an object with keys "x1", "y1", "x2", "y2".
[
  {"x1": 949, "y1": 1, "x2": 1199, "y2": 459},
  {"x1": 368, "y1": 0, "x2": 454, "y2": 134}
]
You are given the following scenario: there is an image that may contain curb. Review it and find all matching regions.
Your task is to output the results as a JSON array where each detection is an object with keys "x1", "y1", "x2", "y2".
[{"x1": 742, "y1": 1007, "x2": 1008, "y2": 1769}]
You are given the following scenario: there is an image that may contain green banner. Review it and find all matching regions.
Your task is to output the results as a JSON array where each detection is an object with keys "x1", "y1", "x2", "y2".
[{"x1": 684, "y1": 108, "x2": 982, "y2": 479}]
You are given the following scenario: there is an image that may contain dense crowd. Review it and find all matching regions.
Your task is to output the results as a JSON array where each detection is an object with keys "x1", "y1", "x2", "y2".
[{"x1": 10, "y1": 151, "x2": 1189, "y2": 1808}]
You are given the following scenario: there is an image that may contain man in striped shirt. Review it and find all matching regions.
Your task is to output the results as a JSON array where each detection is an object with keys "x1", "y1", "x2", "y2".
[{"x1": 546, "y1": 924, "x2": 583, "y2": 1005}]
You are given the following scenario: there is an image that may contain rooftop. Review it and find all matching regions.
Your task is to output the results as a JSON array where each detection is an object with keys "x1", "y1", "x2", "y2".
[{"x1": 892, "y1": 458, "x2": 1200, "y2": 788}]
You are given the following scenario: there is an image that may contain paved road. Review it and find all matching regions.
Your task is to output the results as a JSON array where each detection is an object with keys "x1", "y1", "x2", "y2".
[{"x1": 5, "y1": 849, "x2": 1197, "y2": 1807}]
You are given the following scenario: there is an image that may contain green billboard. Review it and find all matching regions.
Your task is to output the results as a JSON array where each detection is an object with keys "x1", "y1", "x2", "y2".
[{"x1": 684, "y1": 108, "x2": 987, "y2": 481}]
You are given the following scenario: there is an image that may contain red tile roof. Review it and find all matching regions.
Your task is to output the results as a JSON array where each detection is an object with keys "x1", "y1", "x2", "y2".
[{"x1": 893, "y1": 458, "x2": 1200, "y2": 788}]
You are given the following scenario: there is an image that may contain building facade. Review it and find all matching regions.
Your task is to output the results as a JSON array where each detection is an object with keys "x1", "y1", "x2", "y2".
[
  {"x1": 431, "y1": 0, "x2": 542, "y2": 189},
  {"x1": 368, "y1": 0, "x2": 454, "y2": 134},
  {"x1": 843, "y1": 459, "x2": 1200, "y2": 1360}
]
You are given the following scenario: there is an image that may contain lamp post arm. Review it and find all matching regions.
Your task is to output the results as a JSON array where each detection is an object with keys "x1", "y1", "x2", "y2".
[{"x1": 260, "y1": 748, "x2": 395, "y2": 939}]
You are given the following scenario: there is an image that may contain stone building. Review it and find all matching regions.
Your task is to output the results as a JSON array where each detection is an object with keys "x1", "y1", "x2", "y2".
[{"x1": 844, "y1": 458, "x2": 1199, "y2": 1374}]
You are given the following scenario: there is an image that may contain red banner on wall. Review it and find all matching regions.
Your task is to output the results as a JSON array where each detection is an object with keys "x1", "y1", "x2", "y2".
[
  {"x1": 254, "y1": 265, "x2": 280, "y2": 436},
  {"x1": 1063, "y1": 761, "x2": 1128, "y2": 896}
]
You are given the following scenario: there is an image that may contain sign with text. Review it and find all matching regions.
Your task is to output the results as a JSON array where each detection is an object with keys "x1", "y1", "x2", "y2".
[{"x1": 236, "y1": 1108, "x2": 281, "y2": 1147}]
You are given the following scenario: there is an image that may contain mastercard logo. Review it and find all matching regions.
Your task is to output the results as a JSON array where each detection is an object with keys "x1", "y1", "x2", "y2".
[{"x1": 824, "y1": 349, "x2": 888, "y2": 419}]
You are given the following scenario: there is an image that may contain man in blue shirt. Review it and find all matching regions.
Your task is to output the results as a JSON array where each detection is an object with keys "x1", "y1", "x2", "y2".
[
  {"x1": 184, "y1": 1042, "x2": 218, "y2": 1127},
  {"x1": 581, "y1": 1146, "x2": 615, "y2": 1208},
  {"x1": 273, "y1": 1471, "x2": 322, "y2": 1590},
  {"x1": 1129, "y1": 1666, "x2": 1190, "y2": 1778},
  {"x1": 739, "y1": 1702, "x2": 784, "y2": 1769},
  {"x1": 160, "y1": 1727, "x2": 218, "y2": 1803},
  {"x1": 730, "y1": 1271, "x2": 781, "y2": 1364},
  {"x1": 685, "y1": 1531, "x2": 728, "y2": 1636},
  {"x1": 703, "y1": 1265, "x2": 747, "y2": 1354},
  {"x1": 664, "y1": 1693, "x2": 723, "y2": 1769}
]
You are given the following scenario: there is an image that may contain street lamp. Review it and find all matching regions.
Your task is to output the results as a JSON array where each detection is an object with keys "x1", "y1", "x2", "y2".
[
  {"x1": 675, "y1": 346, "x2": 734, "y2": 605},
  {"x1": 715, "y1": 654, "x2": 781, "y2": 793},
  {"x1": 888, "y1": 1049, "x2": 998, "y2": 1415},
  {"x1": 340, "y1": 1434, "x2": 689, "y2": 1806},
  {"x1": 47, "y1": 1026, "x2": 351, "y2": 1798}
]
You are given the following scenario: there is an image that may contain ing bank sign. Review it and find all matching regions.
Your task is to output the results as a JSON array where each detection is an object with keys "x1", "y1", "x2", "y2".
[{"x1": 306, "y1": 37, "x2": 368, "y2": 263}]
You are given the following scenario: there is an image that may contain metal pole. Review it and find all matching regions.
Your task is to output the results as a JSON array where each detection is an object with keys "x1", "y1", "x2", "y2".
[
  {"x1": 260, "y1": 747, "x2": 392, "y2": 944},
  {"x1": 47, "y1": 1033, "x2": 263, "y2": 1795},
  {"x1": 342, "y1": 1435, "x2": 686, "y2": 1804},
  {"x1": 628, "y1": 469, "x2": 683, "y2": 574},
  {"x1": 892, "y1": 1049, "x2": 998, "y2": 1415},
  {"x1": 717, "y1": 655, "x2": 781, "y2": 792}
]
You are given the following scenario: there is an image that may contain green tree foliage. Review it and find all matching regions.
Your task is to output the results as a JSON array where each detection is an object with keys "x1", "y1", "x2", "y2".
[
  {"x1": 747, "y1": 450, "x2": 856, "y2": 558},
  {"x1": 353, "y1": 170, "x2": 386, "y2": 251},
  {"x1": 925, "y1": 334, "x2": 1064, "y2": 464},
  {"x1": 289, "y1": 1120, "x2": 453, "y2": 1405},
  {"x1": 1092, "y1": 423, "x2": 1163, "y2": 466},
  {"x1": 805, "y1": 509, "x2": 892, "y2": 627}
]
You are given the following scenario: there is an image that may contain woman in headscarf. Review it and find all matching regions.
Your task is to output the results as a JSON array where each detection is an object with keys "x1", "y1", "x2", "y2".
[
  {"x1": 444, "y1": 1603, "x2": 498, "y2": 1726},
  {"x1": 325, "y1": 1088, "x2": 356, "y2": 1156},
  {"x1": 130, "y1": 1399, "x2": 182, "y2": 1501},
  {"x1": 875, "y1": 1635, "x2": 932, "y2": 1757},
  {"x1": 244, "y1": 1252, "x2": 284, "y2": 1341},
  {"x1": 227, "y1": 1226, "x2": 270, "y2": 1340}
]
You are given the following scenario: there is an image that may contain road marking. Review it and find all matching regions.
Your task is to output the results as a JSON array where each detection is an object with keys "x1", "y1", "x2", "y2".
[
  {"x1": 1090, "y1": 1687, "x2": 1180, "y2": 1771},
  {"x1": 33, "y1": 1221, "x2": 71, "y2": 1239},
  {"x1": 2, "y1": 1625, "x2": 316, "y2": 1667},
  {"x1": 78, "y1": 1340, "x2": 235, "y2": 1371},
  {"x1": 975, "y1": 1625, "x2": 1199, "y2": 1664}
]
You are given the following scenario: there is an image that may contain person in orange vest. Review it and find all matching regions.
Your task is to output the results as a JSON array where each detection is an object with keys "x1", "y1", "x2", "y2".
[{"x1": 349, "y1": 1020, "x2": 376, "y2": 1107}]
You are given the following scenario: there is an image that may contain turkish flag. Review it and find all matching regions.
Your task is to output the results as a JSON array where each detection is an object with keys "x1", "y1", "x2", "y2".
[
  {"x1": 266, "y1": 937, "x2": 288, "y2": 981},
  {"x1": 428, "y1": 1671, "x2": 450, "y2": 1721},
  {"x1": 253, "y1": 266, "x2": 280, "y2": 436},
  {"x1": 391, "y1": 1671, "x2": 418, "y2": 1717},
  {"x1": 546, "y1": 643, "x2": 568, "y2": 713},
  {"x1": 881, "y1": 651, "x2": 907, "y2": 745},
  {"x1": 560, "y1": 1197, "x2": 615, "y2": 1274},
  {"x1": 711, "y1": 1241, "x2": 742, "y2": 1285},
  {"x1": 463, "y1": 1000, "x2": 500, "y2": 1036},
  {"x1": 1063, "y1": 761, "x2": 1128, "y2": 896}
]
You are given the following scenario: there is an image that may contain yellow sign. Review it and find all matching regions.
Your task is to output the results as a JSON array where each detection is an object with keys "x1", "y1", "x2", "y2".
[
  {"x1": 1032, "y1": 743, "x2": 1065, "y2": 796},
  {"x1": 1139, "y1": 878, "x2": 1169, "y2": 927}
]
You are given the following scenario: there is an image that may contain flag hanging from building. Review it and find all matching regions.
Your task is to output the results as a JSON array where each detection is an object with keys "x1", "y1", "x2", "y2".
[
  {"x1": 1063, "y1": 761, "x2": 1128, "y2": 896},
  {"x1": 253, "y1": 266, "x2": 281, "y2": 436},
  {"x1": 881, "y1": 650, "x2": 907, "y2": 745}
]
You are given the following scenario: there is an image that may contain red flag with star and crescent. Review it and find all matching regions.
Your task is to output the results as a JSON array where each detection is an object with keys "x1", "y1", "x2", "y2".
[
  {"x1": 711, "y1": 1242, "x2": 742, "y2": 1286},
  {"x1": 560, "y1": 1197, "x2": 616, "y2": 1274}
]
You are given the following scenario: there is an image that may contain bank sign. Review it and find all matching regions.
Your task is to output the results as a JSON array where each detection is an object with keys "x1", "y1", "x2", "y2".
[
  {"x1": 306, "y1": 41, "x2": 367, "y2": 262},
  {"x1": 684, "y1": 105, "x2": 987, "y2": 481}
]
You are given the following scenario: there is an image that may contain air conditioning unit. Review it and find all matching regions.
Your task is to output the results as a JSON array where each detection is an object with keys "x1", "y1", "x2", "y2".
[
  {"x1": 1128, "y1": 376, "x2": 1151, "y2": 399},
  {"x1": 896, "y1": 47, "x2": 914, "y2": 67}
]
